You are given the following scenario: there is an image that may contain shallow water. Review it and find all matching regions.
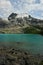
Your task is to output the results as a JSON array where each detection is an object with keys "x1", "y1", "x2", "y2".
[{"x1": 0, "y1": 34, "x2": 43, "y2": 54}]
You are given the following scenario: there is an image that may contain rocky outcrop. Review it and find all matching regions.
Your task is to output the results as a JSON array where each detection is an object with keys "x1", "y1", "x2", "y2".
[
  {"x1": 0, "y1": 13, "x2": 43, "y2": 28},
  {"x1": 0, "y1": 47, "x2": 43, "y2": 65},
  {"x1": 8, "y1": 13, "x2": 43, "y2": 27}
]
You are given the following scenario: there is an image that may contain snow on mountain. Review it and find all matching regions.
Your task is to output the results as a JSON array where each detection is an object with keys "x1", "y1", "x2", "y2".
[{"x1": 16, "y1": 13, "x2": 28, "y2": 18}]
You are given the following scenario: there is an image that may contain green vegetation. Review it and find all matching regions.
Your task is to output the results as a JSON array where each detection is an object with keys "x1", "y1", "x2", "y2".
[
  {"x1": 23, "y1": 27, "x2": 40, "y2": 34},
  {"x1": 39, "y1": 30, "x2": 43, "y2": 35},
  {"x1": 0, "y1": 26, "x2": 23, "y2": 34},
  {"x1": 0, "y1": 26, "x2": 43, "y2": 35},
  {"x1": 39, "y1": 60, "x2": 43, "y2": 65}
]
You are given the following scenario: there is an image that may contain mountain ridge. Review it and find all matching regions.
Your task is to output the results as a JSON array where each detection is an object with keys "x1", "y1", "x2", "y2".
[{"x1": 0, "y1": 13, "x2": 43, "y2": 34}]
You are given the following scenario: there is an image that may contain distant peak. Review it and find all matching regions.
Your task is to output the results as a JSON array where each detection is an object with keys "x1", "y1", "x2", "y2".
[{"x1": 9, "y1": 13, "x2": 18, "y2": 17}]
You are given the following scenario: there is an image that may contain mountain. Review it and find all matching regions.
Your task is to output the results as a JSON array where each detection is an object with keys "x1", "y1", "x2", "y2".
[
  {"x1": 8, "y1": 13, "x2": 18, "y2": 20},
  {"x1": 0, "y1": 18, "x2": 9, "y2": 28},
  {"x1": 0, "y1": 12, "x2": 43, "y2": 28},
  {"x1": 0, "y1": 13, "x2": 43, "y2": 34},
  {"x1": 8, "y1": 13, "x2": 43, "y2": 27}
]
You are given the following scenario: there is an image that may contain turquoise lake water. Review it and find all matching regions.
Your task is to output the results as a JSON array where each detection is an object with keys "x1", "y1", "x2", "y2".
[{"x1": 0, "y1": 34, "x2": 43, "y2": 54}]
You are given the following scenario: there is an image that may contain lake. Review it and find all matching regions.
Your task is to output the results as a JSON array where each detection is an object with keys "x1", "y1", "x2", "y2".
[{"x1": 0, "y1": 34, "x2": 43, "y2": 54}]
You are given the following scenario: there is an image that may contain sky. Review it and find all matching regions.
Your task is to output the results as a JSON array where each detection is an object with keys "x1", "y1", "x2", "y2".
[{"x1": 0, "y1": 0, "x2": 43, "y2": 19}]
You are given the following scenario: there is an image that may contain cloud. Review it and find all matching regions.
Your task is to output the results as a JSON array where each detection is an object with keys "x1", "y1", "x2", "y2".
[
  {"x1": 0, "y1": 0, "x2": 14, "y2": 18},
  {"x1": 11, "y1": 0, "x2": 40, "y2": 13},
  {"x1": 11, "y1": 0, "x2": 43, "y2": 19},
  {"x1": 40, "y1": 0, "x2": 43, "y2": 4},
  {"x1": 0, "y1": 0, "x2": 43, "y2": 19}
]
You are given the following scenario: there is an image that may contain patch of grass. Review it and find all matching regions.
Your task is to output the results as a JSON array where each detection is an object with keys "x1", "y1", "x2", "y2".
[{"x1": 23, "y1": 27, "x2": 40, "y2": 34}]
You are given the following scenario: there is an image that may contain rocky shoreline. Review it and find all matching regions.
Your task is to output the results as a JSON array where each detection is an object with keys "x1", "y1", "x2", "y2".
[{"x1": 0, "y1": 47, "x2": 43, "y2": 65}]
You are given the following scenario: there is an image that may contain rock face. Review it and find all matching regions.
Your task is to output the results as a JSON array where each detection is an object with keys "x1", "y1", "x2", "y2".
[
  {"x1": 8, "y1": 13, "x2": 43, "y2": 27},
  {"x1": 0, "y1": 47, "x2": 43, "y2": 65},
  {"x1": 0, "y1": 13, "x2": 43, "y2": 28},
  {"x1": 8, "y1": 13, "x2": 17, "y2": 20},
  {"x1": 0, "y1": 13, "x2": 43, "y2": 34}
]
